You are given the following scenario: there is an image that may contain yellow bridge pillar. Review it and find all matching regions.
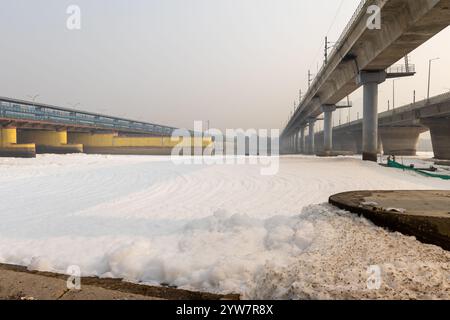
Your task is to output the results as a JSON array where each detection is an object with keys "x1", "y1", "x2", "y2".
[
  {"x1": 18, "y1": 130, "x2": 83, "y2": 154},
  {"x1": 0, "y1": 127, "x2": 36, "y2": 158}
]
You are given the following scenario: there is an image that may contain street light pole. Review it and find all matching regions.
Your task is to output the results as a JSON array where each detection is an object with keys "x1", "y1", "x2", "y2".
[
  {"x1": 27, "y1": 94, "x2": 40, "y2": 110},
  {"x1": 392, "y1": 80, "x2": 395, "y2": 110},
  {"x1": 27, "y1": 94, "x2": 40, "y2": 103},
  {"x1": 427, "y1": 57, "x2": 440, "y2": 100}
]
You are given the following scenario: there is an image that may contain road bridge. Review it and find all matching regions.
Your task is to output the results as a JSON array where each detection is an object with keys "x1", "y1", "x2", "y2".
[{"x1": 306, "y1": 92, "x2": 450, "y2": 159}]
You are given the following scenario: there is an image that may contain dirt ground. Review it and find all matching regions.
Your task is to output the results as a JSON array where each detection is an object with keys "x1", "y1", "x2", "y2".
[{"x1": 0, "y1": 263, "x2": 240, "y2": 300}]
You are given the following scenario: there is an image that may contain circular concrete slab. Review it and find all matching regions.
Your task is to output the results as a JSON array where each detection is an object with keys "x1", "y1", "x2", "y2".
[{"x1": 329, "y1": 190, "x2": 450, "y2": 251}]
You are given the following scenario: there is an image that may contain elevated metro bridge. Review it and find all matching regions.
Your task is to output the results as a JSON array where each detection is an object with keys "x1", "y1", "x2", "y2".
[{"x1": 282, "y1": 0, "x2": 450, "y2": 161}]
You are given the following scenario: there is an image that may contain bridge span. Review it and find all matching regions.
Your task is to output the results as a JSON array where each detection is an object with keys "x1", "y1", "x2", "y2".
[{"x1": 281, "y1": 0, "x2": 450, "y2": 161}]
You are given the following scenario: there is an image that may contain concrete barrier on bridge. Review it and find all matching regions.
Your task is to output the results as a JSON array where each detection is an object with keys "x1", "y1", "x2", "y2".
[
  {"x1": 68, "y1": 132, "x2": 212, "y2": 156},
  {"x1": 0, "y1": 127, "x2": 36, "y2": 158},
  {"x1": 18, "y1": 130, "x2": 83, "y2": 154}
]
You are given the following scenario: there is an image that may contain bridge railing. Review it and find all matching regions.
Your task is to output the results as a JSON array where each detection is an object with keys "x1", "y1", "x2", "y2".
[
  {"x1": 336, "y1": 101, "x2": 353, "y2": 108},
  {"x1": 0, "y1": 99, "x2": 176, "y2": 136},
  {"x1": 386, "y1": 64, "x2": 416, "y2": 75},
  {"x1": 305, "y1": 0, "x2": 370, "y2": 102},
  {"x1": 284, "y1": 0, "x2": 371, "y2": 136}
]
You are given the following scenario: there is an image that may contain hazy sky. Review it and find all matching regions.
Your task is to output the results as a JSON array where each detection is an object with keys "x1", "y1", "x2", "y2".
[{"x1": 1, "y1": 0, "x2": 449, "y2": 131}]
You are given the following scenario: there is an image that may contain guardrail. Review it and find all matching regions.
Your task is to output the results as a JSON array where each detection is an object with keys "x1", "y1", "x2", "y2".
[
  {"x1": 336, "y1": 101, "x2": 353, "y2": 108},
  {"x1": 285, "y1": 0, "x2": 371, "y2": 135},
  {"x1": 0, "y1": 98, "x2": 177, "y2": 136},
  {"x1": 306, "y1": 0, "x2": 370, "y2": 101},
  {"x1": 386, "y1": 64, "x2": 416, "y2": 74}
]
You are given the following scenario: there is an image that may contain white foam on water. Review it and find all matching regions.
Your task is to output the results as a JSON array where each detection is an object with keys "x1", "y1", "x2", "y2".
[{"x1": 0, "y1": 154, "x2": 449, "y2": 299}]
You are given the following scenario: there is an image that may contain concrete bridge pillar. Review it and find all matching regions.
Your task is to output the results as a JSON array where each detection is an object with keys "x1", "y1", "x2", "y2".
[
  {"x1": 299, "y1": 126, "x2": 306, "y2": 154},
  {"x1": 308, "y1": 119, "x2": 316, "y2": 154},
  {"x1": 294, "y1": 132, "x2": 299, "y2": 154},
  {"x1": 357, "y1": 71, "x2": 386, "y2": 161},
  {"x1": 286, "y1": 136, "x2": 290, "y2": 153},
  {"x1": 349, "y1": 129, "x2": 381, "y2": 155},
  {"x1": 18, "y1": 129, "x2": 83, "y2": 154},
  {"x1": 379, "y1": 127, "x2": 425, "y2": 156},
  {"x1": 421, "y1": 118, "x2": 450, "y2": 160},
  {"x1": 322, "y1": 105, "x2": 337, "y2": 154},
  {"x1": 0, "y1": 127, "x2": 36, "y2": 158}
]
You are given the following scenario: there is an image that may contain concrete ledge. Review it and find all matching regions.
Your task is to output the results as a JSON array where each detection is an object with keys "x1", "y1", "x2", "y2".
[
  {"x1": 0, "y1": 263, "x2": 240, "y2": 300},
  {"x1": 0, "y1": 145, "x2": 36, "y2": 158},
  {"x1": 329, "y1": 190, "x2": 450, "y2": 251},
  {"x1": 36, "y1": 144, "x2": 84, "y2": 154}
]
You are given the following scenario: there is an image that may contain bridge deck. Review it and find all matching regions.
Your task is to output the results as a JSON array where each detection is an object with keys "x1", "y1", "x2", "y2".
[{"x1": 0, "y1": 97, "x2": 177, "y2": 136}]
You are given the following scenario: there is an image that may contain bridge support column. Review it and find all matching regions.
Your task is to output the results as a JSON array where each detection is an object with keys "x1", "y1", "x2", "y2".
[
  {"x1": 299, "y1": 126, "x2": 306, "y2": 153},
  {"x1": 379, "y1": 127, "x2": 425, "y2": 156},
  {"x1": 322, "y1": 105, "x2": 336, "y2": 154},
  {"x1": 357, "y1": 71, "x2": 386, "y2": 161},
  {"x1": 421, "y1": 118, "x2": 450, "y2": 160},
  {"x1": 308, "y1": 119, "x2": 316, "y2": 154},
  {"x1": 0, "y1": 127, "x2": 36, "y2": 158},
  {"x1": 294, "y1": 132, "x2": 299, "y2": 154},
  {"x1": 18, "y1": 130, "x2": 83, "y2": 154},
  {"x1": 292, "y1": 135, "x2": 295, "y2": 153}
]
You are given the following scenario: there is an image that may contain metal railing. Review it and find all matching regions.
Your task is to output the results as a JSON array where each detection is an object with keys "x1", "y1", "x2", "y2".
[
  {"x1": 284, "y1": 0, "x2": 371, "y2": 135},
  {"x1": 306, "y1": 0, "x2": 371, "y2": 101},
  {"x1": 386, "y1": 64, "x2": 416, "y2": 74},
  {"x1": 0, "y1": 97, "x2": 177, "y2": 136},
  {"x1": 336, "y1": 101, "x2": 353, "y2": 108}
]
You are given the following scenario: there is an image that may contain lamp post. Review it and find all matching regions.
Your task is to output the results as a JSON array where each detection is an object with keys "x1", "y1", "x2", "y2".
[
  {"x1": 27, "y1": 94, "x2": 40, "y2": 111},
  {"x1": 392, "y1": 80, "x2": 396, "y2": 110},
  {"x1": 27, "y1": 94, "x2": 40, "y2": 103},
  {"x1": 427, "y1": 57, "x2": 440, "y2": 100}
]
